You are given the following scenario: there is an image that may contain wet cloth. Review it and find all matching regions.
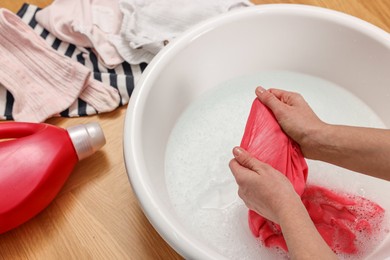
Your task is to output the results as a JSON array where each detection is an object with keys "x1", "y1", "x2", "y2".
[
  {"x1": 35, "y1": 0, "x2": 124, "y2": 68},
  {"x1": 0, "y1": 4, "x2": 144, "y2": 121},
  {"x1": 241, "y1": 98, "x2": 385, "y2": 255},
  {"x1": 111, "y1": 0, "x2": 253, "y2": 64}
]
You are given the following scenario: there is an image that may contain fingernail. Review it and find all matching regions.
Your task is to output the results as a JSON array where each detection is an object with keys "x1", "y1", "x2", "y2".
[
  {"x1": 256, "y1": 86, "x2": 265, "y2": 94},
  {"x1": 233, "y1": 147, "x2": 243, "y2": 157}
]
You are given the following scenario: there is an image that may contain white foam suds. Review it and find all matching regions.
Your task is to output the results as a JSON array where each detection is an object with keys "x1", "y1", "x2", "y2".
[{"x1": 164, "y1": 71, "x2": 389, "y2": 259}]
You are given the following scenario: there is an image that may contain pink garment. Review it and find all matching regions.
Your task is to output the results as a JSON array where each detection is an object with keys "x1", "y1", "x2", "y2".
[
  {"x1": 240, "y1": 98, "x2": 308, "y2": 196},
  {"x1": 0, "y1": 9, "x2": 120, "y2": 122},
  {"x1": 241, "y1": 98, "x2": 385, "y2": 255},
  {"x1": 36, "y1": 0, "x2": 124, "y2": 68}
]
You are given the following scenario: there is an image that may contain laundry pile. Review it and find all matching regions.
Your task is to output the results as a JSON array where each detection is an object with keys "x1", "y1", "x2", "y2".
[{"x1": 0, "y1": 0, "x2": 252, "y2": 122}]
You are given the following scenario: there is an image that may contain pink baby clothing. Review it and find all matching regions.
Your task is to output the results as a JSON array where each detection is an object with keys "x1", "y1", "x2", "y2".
[
  {"x1": 241, "y1": 98, "x2": 385, "y2": 255},
  {"x1": 35, "y1": 0, "x2": 124, "y2": 68},
  {"x1": 0, "y1": 9, "x2": 120, "y2": 123}
]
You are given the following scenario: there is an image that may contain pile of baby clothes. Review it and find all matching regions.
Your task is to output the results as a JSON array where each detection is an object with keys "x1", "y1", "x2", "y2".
[{"x1": 0, "y1": 0, "x2": 252, "y2": 122}]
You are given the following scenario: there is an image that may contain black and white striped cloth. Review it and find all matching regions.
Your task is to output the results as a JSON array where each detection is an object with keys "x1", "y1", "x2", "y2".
[{"x1": 0, "y1": 3, "x2": 147, "y2": 120}]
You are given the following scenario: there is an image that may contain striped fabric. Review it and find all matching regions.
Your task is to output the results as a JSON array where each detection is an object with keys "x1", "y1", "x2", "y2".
[{"x1": 0, "y1": 3, "x2": 147, "y2": 120}]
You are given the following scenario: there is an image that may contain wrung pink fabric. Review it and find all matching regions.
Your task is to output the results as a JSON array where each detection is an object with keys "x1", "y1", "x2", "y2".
[{"x1": 240, "y1": 98, "x2": 384, "y2": 255}]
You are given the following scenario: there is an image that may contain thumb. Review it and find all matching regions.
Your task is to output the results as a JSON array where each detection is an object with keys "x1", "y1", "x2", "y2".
[
  {"x1": 255, "y1": 86, "x2": 285, "y2": 115},
  {"x1": 233, "y1": 147, "x2": 265, "y2": 173}
]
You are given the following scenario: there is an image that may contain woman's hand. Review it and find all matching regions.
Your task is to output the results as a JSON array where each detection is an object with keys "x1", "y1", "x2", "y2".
[
  {"x1": 229, "y1": 146, "x2": 337, "y2": 259},
  {"x1": 255, "y1": 87, "x2": 390, "y2": 180},
  {"x1": 255, "y1": 87, "x2": 327, "y2": 159},
  {"x1": 229, "y1": 146, "x2": 302, "y2": 224}
]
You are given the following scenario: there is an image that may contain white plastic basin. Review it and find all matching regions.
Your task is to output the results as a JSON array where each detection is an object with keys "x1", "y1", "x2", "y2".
[{"x1": 123, "y1": 4, "x2": 390, "y2": 259}]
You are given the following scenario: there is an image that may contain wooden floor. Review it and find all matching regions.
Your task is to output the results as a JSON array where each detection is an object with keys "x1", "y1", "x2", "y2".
[{"x1": 0, "y1": 0, "x2": 389, "y2": 259}]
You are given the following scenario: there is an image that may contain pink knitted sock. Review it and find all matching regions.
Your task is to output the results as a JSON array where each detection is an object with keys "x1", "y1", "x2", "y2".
[
  {"x1": 80, "y1": 75, "x2": 121, "y2": 114},
  {"x1": 0, "y1": 9, "x2": 119, "y2": 122}
]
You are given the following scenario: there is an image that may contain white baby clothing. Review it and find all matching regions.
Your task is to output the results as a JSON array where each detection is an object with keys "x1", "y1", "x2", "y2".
[{"x1": 111, "y1": 0, "x2": 253, "y2": 64}]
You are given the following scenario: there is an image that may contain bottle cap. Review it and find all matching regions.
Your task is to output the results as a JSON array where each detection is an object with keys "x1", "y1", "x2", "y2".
[{"x1": 67, "y1": 123, "x2": 106, "y2": 160}]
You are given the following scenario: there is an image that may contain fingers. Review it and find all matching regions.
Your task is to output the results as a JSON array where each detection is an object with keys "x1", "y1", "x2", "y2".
[
  {"x1": 256, "y1": 86, "x2": 304, "y2": 108},
  {"x1": 269, "y1": 88, "x2": 305, "y2": 107},
  {"x1": 229, "y1": 158, "x2": 255, "y2": 183},
  {"x1": 255, "y1": 86, "x2": 286, "y2": 114},
  {"x1": 232, "y1": 147, "x2": 266, "y2": 173}
]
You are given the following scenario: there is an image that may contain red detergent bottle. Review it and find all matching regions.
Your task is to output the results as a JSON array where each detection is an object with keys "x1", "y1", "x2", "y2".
[{"x1": 0, "y1": 122, "x2": 105, "y2": 234}]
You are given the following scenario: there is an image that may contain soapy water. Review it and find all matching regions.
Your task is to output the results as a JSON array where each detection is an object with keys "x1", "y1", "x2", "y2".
[{"x1": 164, "y1": 71, "x2": 389, "y2": 259}]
